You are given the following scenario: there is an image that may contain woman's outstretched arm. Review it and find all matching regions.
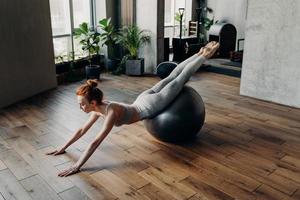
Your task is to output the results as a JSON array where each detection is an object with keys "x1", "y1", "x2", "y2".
[
  {"x1": 58, "y1": 107, "x2": 116, "y2": 177},
  {"x1": 46, "y1": 112, "x2": 100, "y2": 156}
]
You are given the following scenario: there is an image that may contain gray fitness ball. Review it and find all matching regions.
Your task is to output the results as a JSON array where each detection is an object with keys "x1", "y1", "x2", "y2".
[{"x1": 144, "y1": 86, "x2": 205, "y2": 143}]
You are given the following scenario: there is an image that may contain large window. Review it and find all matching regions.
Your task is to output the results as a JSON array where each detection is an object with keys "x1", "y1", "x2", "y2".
[{"x1": 50, "y1": 0, "x2": 95, "y2": 63}]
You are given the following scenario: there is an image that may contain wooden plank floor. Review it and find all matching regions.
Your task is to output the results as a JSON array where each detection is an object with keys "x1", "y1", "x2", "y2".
[{"x1": 0, "y1": 72, "x2": 300, "y2": 200}]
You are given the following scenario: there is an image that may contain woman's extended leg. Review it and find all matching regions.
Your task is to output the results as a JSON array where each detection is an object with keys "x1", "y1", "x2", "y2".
[
  {"x1": 149, "y1": 53, "x2": 201, "y2": 93},
  {"x1": 155, "y1": 54, "x2": 207, "y2": 100},
  {"x1": 156, "y1": 42, "x2": 219, "y2": 99},
  {"x1": 133, "y1": 41, "x2": 219, "y2": 118},
  {"x1": 149, "y1": 41, "x2": 218, "y2": 93},
  {"x1": 133, "y1": 54, "x2": 207, "y2": 118}
]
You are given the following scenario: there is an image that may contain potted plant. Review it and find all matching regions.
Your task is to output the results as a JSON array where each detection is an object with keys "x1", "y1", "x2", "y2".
[
  {"x1": 99, "y1": 18, "x2": 120, "y2": 72},
  {"x1": 55, "y1": 54, "x2": 70, "y2": 74},
  {"x1": 117, "y1": 25, "x2": 151, "y2": 76},
  {"x1": 73, "y1": 22, "x2": 101, "y2": 79},
  {"x1": 199, "y1": 7, "x2": 214, "y2": 43}
]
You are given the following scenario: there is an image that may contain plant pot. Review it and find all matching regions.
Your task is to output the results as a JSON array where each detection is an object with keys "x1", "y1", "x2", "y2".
[
  {"x1": 106, "y1": 58, "x2": 120, "y2": 71},
  {"x1": 99, "y1": 54, "x2": 105, "y2": 68},
  {"x1": 91, "y1": 54, "x2": 105, "y2": 66},
  {"x1": 55, "y1": 62, "x2": 70, "y2": 74},
  {"x1": 125, "y1": 58, "x2": 144, "y2": 76},
  {"x1": 85, "y1": 65, "x2": 101, "y2": 80},
  {"x1": 74, "y1": 59, "x2": 89, "y2": 69},
  {"x1": 91, "y1": 54, "x2": 100, "y2": 65}
]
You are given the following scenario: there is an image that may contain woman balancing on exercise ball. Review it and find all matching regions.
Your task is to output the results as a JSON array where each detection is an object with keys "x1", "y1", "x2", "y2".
[{"x1": 46, "y1": 41, "x2": 220, "y2": 177}]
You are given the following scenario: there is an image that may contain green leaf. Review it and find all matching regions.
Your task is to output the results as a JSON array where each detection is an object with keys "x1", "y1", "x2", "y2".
[
  {"x1": 79, "y1": 22, "x2": 88, "y2": 34},
  {"x1": 117, "y1": 25, "x2": 151, "y2": 58},
  {"x1": 72, "y1": 21, "x2": 102, "y2": 63},
  {"x1": 98, "y1": 17, "x2": 118, "y2": 47}
]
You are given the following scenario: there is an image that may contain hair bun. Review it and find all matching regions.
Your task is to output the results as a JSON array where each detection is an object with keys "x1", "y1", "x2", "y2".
[{"x1": 86, "y1": 79, "x2": 98, "y2": 88}]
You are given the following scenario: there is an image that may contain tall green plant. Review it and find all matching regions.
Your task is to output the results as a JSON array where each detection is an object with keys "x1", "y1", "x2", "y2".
[
  {"x1": 99, "y1": 18, "x2": 118, "y2": 47},
  {"x1": 98, "y1": 18, "x2": 119, "y2": 60},
  {"x1": 117, "y1": 25, "x2": 151, "y2": 59},
  {"x1": 198, "y1": 17, "x2": 215, "y2": 42},
  {"x1": 73, "y1": 22, "x2": 100, "y2": 66}
]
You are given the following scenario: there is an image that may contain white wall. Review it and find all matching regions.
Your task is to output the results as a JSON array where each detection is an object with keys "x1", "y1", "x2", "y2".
[
  {"x1": 240, "y1": 0, "x2": 300, "y2": 108},
  {"x1": 0, "y1": 0, "x2": 57, "y2": 108},
  {"x1": 136, "y1": 0, "x2": 158, "y2": 73},
  {"x1": 207, "y1": 0, "x2": 248, "y2": 49}
]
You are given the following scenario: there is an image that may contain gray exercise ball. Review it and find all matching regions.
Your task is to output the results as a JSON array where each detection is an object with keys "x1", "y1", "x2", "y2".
[
  {"x1": 144, "y1": 86, "x2": 205, "y2": 143},
  {"x1": 156, "y1": 61, "x2": 178, "y2": 79}
]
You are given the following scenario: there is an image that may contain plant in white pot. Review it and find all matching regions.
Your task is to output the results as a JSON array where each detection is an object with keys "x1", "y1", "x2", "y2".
[
  {"x1": 117, "y1": 25, "x2": 151, "y2": 75},
  {"x1": 74, "y1": 22, "x2": 101, "y2": 79}
]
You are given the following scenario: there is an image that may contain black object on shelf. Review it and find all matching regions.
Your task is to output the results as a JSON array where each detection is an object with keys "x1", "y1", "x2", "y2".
[
  {"x1": 172, "y1": 36, "x2": 199, "y2": 62},
  {"x1": 55, "y1": 62, "x2": 70, "y2": 74},
  {"x1": 208, "y1": 22, "x2": 237, "y2": 58},
  {"x1": 164, "y1": 38, "x2": 170, "y2": 61}
]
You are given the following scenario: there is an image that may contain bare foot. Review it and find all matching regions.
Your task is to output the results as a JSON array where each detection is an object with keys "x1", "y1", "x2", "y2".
[{"x1": 198, "y1": 41, "x2": 220, "y2": 59}]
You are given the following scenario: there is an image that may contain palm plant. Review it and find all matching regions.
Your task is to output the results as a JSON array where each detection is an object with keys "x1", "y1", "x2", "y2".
[
  {"x1": 117, "y1": 25, "x2": 151, "y2": 59},
  {"x1": 73, "y1": 22, "x2": 100, "y2": 66},
  {"x1": 116, "y1": 25, "x2": 151, "y2": 75}
]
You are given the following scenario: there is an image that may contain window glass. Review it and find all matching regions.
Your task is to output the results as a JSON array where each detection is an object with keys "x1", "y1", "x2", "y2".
[
  {"x1": 73, "y1": 0, "x2": 91, "y2": 28},
  {"x1": 164, "y1": 0, "x2": 174, "y2": 26},
  {"x1": 53, "y1": 37, "x2": 72, "y2": 63},
  {"x1": 50, "y1": 0, "x2": 94, "y2": 63},
  {"x1": 49, "y1": 0, "x2": 71, "y2": 35},
  {"x1": 73, "y1": 36, "x2": 89, "y2": 60}
]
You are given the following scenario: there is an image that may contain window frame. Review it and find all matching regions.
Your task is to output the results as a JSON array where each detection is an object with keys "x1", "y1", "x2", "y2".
[{"x1": 51, "y1": 0, "x2": 96, "y2": 61}]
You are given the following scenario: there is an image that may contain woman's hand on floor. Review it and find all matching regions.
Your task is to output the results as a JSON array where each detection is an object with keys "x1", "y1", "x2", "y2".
[
  {"x1": 58, "y1": 165, "x2": 80, "y2": 177},
  {"x1": 45, "y1": 148, "x2": 66, "y2": 156}
]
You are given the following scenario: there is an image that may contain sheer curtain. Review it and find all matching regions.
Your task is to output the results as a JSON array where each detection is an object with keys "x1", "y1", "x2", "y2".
[{"x1": 121, "y1": 0, "x2": 135, "y2": 26}]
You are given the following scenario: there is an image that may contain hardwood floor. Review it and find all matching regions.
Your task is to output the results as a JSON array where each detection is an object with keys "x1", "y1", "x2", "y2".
[{"x1": 0, "y1": 72, "x2": 300, "y2": 200}]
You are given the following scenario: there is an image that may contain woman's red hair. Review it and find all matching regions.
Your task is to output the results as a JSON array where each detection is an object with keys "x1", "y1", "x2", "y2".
[{"x1": 76, "y1": 79, "x2": 103, "y2": 104}]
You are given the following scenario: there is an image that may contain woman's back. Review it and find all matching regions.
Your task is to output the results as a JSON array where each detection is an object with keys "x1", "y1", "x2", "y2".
[{"x1": 104, "y1": 101, "x2": 141, "y2": 126}]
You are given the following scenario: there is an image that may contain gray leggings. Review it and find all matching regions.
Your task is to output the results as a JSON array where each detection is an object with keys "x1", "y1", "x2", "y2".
[{"x1": 132, "y1": 54, "x2": 206, "y2": 119}]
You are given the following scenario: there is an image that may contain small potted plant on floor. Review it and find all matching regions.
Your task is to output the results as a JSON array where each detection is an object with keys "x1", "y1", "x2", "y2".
[
  {"x1": 117, "y1": 25, "x2": 151, "y2": 76},
  {"x1": 99, "y1": 18, "x2": 120, "y2": 72},
  {"x1": 74, "y1": 22, "x2": 101, "y2": 79}
]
